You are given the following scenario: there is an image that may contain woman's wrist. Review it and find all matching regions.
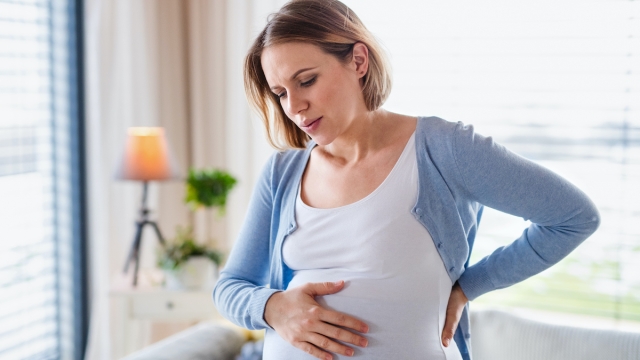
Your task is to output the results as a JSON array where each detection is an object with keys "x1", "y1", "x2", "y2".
[
  {"x1": 263, "y1": 291, "x2": 283, "y2": 329},
  {"x1": 453, "y1": 282, "x2": 469, "y2": 303}
]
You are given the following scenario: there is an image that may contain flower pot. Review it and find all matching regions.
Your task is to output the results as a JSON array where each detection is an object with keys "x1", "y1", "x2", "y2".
[{"x1": 163, "y1": 256, "x2": 218, "y2": 290}]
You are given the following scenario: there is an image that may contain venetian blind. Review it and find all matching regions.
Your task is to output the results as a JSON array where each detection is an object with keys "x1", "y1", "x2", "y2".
[
  {"x1": 0, "y1": 0, "x2": 85, "y2": 358},
  {"x1": 344, "y1": 0, "x2": 640, "y2": 325}
]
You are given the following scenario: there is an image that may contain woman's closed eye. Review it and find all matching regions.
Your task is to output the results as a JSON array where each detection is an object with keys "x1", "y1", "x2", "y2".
[
  {"x1": 276, "y1": 77, "x2": 317, "y2": 99},
  {"x1": 301, "y1": 76, "x2": 316, "y2": 87}
]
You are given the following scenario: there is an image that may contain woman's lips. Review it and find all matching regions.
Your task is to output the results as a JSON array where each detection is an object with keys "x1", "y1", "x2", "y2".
[{"x1": 301, "y1": 117, "x2": 322, "y2": 132}]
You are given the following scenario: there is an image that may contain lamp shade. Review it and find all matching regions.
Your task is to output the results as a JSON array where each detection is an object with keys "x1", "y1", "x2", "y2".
[{"x1": 115, "y1": 127, "x2": 182, "y2": 181}]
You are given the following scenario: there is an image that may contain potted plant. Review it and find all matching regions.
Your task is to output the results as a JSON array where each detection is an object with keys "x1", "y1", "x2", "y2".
[
  {"x1": 158, "y1": 168, "x2": 237, "y2": 290},
  {"x1": 185, "y1": 168, "x2": 237, "y2": 214},
  {"x1": 157, "y1": 225, "x2": 224, "y2": 290}
]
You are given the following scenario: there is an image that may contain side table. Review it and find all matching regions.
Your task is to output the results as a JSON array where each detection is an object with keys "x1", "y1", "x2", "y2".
[{"x1": 109, "y1": 286, "x2": 221, "y2": 358}]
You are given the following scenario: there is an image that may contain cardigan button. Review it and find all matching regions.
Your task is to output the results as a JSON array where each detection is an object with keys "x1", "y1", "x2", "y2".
[
  {"x1": 449, "y1": 266, "x2": 455, "y2": 272},
  {"x1": 437, "y1": 243, "x2": 442, "y2": 248},
  {"x1": 415, "y1": 208, "x2": 422, "y2": 214}
]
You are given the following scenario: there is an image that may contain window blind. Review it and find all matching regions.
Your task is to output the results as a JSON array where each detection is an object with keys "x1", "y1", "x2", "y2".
[
  {"x1": 0, "y1": 0, "x2": 86, "y2": 358},
  {"x1": 344, "y1": 0, "x2": 640, "y2": 325}
]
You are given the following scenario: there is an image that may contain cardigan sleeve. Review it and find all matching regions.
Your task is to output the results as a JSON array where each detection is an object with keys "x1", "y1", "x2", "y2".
[
  {"x1": 213, "y1": 153, "x2": 281, "y2": 330},
  {"x1": 452, "y1": 122, "x2": 600, "y2": 301}
]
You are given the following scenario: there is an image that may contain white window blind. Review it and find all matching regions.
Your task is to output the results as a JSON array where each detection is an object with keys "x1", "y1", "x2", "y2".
[
  {"x1": 0, "y1": 0, "x2": 84, "y2": 358},
  {"x1": 344, "y1": 0, "x2": 640, "y2": 326}
]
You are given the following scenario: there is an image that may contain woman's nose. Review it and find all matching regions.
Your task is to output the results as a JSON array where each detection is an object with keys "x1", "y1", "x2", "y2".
[{"x1": 286, "y1": 92, "x2": 307, "y2": 115}]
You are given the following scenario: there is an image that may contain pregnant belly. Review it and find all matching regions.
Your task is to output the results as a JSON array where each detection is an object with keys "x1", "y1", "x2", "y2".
[{"x1": 262, "y1": 270, "x2": 463, "y2": 360}]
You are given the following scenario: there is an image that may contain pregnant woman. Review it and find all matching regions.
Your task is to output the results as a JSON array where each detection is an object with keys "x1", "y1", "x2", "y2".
[{"x1": 213, "y1": 1, "x2": 600, "y2": 359}]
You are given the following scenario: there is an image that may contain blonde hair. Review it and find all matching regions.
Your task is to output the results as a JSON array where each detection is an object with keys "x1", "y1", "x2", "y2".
[{"x1": 244, "y1": 0, "x2": 392, "y2": 150}]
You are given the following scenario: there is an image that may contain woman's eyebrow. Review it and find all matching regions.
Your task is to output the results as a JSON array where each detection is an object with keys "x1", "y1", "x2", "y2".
[
  {"x1": 289, "y1": 67, "x2": 317, "y2": 80},
  {"x1": 270, "y1": 67, "x2": 318, "y2": 91}
]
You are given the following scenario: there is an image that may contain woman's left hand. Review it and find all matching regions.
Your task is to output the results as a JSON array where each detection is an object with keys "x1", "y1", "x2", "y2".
[{"x1": 442, "y1": 282, "x2": 469, "y2": 348}]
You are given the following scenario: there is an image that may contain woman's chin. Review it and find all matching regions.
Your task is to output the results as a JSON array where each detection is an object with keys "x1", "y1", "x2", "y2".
[{"x1": 308, "y1": 134, "x2": 334, "y2": 146}]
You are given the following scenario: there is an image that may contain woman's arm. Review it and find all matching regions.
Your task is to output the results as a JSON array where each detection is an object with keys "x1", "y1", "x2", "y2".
[
  {"x1": 451, "y1": 122, "x2": 601, "y2": 301},
  {"x1": 213, "y1": 153, "x2": 280, "y2": 330},
  {"x1": 441, "y1": 121, "x2": 600, "y2": 347}
]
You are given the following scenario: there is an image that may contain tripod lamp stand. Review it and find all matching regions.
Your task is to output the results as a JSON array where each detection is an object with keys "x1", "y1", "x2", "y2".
[{"x1": 115, "y1": 127, "x2": 181, "y2": 286}]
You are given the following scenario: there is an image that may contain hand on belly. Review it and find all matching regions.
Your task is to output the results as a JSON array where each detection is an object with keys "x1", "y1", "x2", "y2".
[
  {"x1": 263, "y1": 280, "x2": 370, "y2": 360},
  {"x1": 276, "y1": 274, "x2": 461, "y2": 359}
]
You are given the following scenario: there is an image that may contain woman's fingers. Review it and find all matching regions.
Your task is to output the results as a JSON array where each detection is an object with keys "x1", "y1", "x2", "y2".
[
  {"x1": 305, "y1": 280, "x2": 346, "y2": 296},
  {"x1": 264, "y1": 280, "x2": 369, "y2": 359},
  {"x1": 442, "y1": 282, "x2": 469, "y2": 347},
  {"x1": 314, "y1": 320, "x2": 369, "y2": 347},
  {"x1": 304, "y1": 331, "x2": 357, "y2": 358},
  {"x1": 304, "y1": 281, "x2": 369, "y2": 334},
  {"x1": 441, "y1": 307, "x2": 458, "y2": 347},
  {"x1": 317, "y1": 308, "x2": 369, "y2": 335},
  {"x1": 292, "y1": 340, "x2": 334, "y2": 360},
  {"x1": 290, "y1": 310, "x2": 367, "y2": 360}
]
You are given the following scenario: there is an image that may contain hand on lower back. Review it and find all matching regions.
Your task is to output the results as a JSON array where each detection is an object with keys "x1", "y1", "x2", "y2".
[
  {"x1": 264, "y1": 280, "x2": 369, "y2": 360},
  {"x1": 442, "y1": 282, "x2": 469, "y2": 348}
]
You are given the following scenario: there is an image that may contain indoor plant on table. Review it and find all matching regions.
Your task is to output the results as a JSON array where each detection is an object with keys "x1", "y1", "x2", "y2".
[{"x1": 157, "y1": 168, "x2": 237, "y2": 290}]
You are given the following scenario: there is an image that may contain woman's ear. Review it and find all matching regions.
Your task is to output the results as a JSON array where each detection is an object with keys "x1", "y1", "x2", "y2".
[{"x1": 351, "y1": 42, "x2": 369, "y2": 79}]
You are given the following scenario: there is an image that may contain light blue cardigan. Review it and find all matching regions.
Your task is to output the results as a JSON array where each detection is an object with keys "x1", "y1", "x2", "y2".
[{"x1": 213, "y1": 116, "x2": 600, "y2": 359}]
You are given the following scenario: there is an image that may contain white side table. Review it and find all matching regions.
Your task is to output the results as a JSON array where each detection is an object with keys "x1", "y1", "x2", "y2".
[{"x1": 110, "y1": 286, "x2": 221, "y2": 358}]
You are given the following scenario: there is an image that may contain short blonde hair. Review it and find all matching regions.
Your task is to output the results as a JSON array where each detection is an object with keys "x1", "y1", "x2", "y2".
[{"x1": 244, "y1": 0, "x2": 392, "y2": 150}]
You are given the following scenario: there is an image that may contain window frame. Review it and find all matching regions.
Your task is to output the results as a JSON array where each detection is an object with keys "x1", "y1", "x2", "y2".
[{"x1": 68, "y1": 0, "x2": 89, "y2": 357}]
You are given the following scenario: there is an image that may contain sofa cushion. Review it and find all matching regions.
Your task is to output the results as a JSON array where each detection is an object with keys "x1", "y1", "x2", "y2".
[
  {"x1": 470, "y1": 310, "x2": 640, "y2": 360},
  {"x1": 122, "y1": 322, "x2": 246, "y2": 360}
]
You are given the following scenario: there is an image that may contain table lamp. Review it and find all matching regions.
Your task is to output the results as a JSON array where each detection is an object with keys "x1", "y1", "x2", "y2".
[{"x1": 115, "y1": 127, "x2": 181, "y2": 286}]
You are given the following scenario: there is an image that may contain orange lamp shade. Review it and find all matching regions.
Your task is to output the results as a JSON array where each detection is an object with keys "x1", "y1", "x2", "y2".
[{"x1": 115, "y1": 127, "x2": 181, "y2": 181}]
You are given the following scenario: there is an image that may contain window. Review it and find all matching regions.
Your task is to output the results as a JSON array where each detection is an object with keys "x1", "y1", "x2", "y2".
[
  {"x1": 344, "y1": 0, "x2": 640, "y2": 326},
  {"x1": 0, "y1": 0, "x2": 87, "y2": 358}
]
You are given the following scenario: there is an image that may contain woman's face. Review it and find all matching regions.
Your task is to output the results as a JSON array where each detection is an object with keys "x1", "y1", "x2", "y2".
[{"x1": 261, "y1": 42, "x2": 369, "y2": 145}]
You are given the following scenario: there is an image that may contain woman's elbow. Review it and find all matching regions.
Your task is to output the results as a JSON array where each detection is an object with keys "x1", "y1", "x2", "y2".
[
  {"x1": 212, "y1": 275, "x2": 231, "y2": 313},
  {"x1": 581, "y1": 200, "x2": 601, "y2": 237}
]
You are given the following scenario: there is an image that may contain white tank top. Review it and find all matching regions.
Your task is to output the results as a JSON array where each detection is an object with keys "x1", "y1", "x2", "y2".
[{"x1": 262, "y1": 132, "x2": 463, "y2": 360}]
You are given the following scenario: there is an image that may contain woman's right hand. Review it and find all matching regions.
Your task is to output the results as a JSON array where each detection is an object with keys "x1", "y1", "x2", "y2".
[{"x1": 263, "y1": 280, "x2": 369, "y2": 360}]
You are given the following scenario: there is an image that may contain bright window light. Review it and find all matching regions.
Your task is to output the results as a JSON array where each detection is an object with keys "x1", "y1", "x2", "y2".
[{"x1": 344, "y1": 0, "x2": 640, "y2": 328}]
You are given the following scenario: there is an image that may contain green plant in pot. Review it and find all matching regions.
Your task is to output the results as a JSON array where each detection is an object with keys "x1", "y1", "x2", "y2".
[
  {"x1": 185, "y1": 168, "x2": 237, "y2": 214},
  {"x1": 158, "y1": 168, "x2": 237, "y2": 290},
  {"x1": 157, "y1": 225, "x2": 224, "y2": 290}
]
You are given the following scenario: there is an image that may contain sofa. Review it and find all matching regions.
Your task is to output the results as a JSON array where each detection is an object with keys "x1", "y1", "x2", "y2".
[
  {"x1": 120, "y1": 322, "x2": 247, "y2": 360},
  {"x1": 122, "y1": 310, "x2": 640, "y2": 360},
  {"x1": 470, "y1": 310, "x2": 640, "y2": 360}
]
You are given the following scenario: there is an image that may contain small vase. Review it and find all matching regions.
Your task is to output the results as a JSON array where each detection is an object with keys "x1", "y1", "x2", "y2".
[{"x1": 163, "y1": 256, "x2": 218, "y2": 290}]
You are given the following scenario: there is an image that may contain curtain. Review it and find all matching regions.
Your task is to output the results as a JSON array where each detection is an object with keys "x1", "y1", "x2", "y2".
[{"x1": 83, "y1": 0, "x2": 285, "y2": 358}]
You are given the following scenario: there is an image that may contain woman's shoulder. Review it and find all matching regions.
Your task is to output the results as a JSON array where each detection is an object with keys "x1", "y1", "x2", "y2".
[
  {"x1": 415, "y1": 116, "x2": 466, "y2": 157},
  {"x1": 416, "y1": 116, "x2": 489, "y2": 154},
  {"x1": 262, "y1": 144, "x2": 313, "y2": 183},
  {"x1": 414, "y1": 116, "x2": 504, "y2": 187},
  {"x1": 416, "y1": 116, "x2": 461, "y2": 139}
]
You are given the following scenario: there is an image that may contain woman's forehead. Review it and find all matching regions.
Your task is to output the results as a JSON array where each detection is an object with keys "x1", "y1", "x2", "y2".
[{"x1": 261, "y1": 43, "x2": 330, "y2": 84}]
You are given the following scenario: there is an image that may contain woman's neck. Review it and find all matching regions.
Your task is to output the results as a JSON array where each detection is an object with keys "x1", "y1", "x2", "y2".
[
  {"x1": 320, "y1": 109, "x2": 389, "y2": 164},
  {"x1": 320, "y1": 109, "x2": 413, "y2": 165}
]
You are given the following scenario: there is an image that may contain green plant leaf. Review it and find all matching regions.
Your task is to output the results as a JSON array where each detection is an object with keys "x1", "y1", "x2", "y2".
[
  {"x1": 184, "y1": 168, "x2": 238, "y2": 214},
  {"x1": 156, "y1": 225, "x2": 225, "y2": 270}
]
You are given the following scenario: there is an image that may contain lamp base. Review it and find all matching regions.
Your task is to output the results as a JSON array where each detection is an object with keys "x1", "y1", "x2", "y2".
[
  {"x1": 123, "y1": 219, "x2": 165, "y2": 286},
  {"x1": 122, "y1": 181, "x2": 166, "y2": 287}
]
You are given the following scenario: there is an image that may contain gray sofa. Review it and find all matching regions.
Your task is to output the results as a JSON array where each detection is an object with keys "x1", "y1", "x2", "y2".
[
  {"x1": 470, "y1": 310, "x2": 640, "y2": 360},
  {"x1": 121, "y1": 322, "x2": 247, "y2": 360},
  {"x1": 123, "y1": 310, "x2": 640, "y2": 360}
]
